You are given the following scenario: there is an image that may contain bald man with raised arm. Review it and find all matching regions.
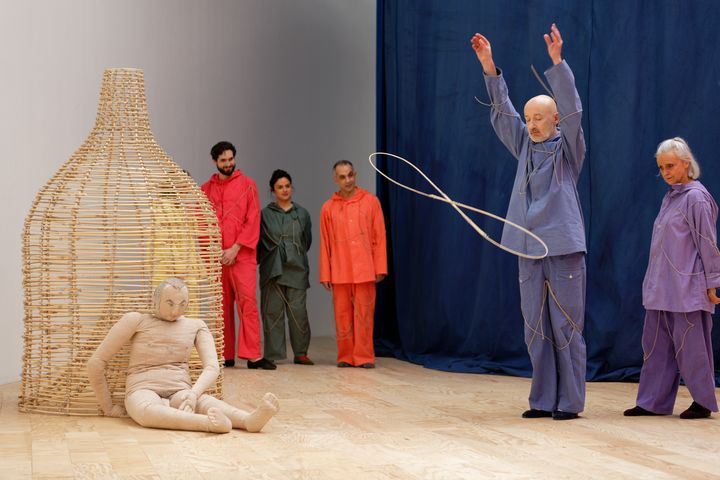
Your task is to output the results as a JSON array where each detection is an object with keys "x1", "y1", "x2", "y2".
[{"x1": 470, "y1": 24, "x2": 587, "y2": 420}]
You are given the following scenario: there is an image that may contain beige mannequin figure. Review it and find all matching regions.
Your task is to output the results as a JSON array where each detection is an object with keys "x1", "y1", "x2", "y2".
[{"x1": 87, "y1": 277, "x2": 279, "y2": 433}]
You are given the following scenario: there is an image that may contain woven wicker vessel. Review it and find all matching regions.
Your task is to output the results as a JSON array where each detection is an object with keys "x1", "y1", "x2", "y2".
[{"x1": 20, "y1": 68, "x2": 224, "y2": 415}]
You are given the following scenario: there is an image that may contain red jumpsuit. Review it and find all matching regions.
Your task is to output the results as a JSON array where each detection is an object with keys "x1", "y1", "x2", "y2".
[
  {"x1": 319, "y1": 187, "x2": 387, "y2": 366},
  {"x1": 201, "y1": 170, "x2": 261, "y2": 361}
]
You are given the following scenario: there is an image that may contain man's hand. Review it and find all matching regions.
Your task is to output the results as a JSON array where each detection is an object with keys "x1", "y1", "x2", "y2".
[
  {"x1": 707, "y1": 288, "x2": 720, "y2": 304},
  {"x1": 543, "y1": 23, "x2": 563, "y2": 65},
  {"x1": 221, "y1": 244, "x2": 241, "y2": 265},
  {"x1": 321, "y1": 282, "x2": 332, "y2": 291},
  {"x1": 375, "y1": 274, "x2": 386, "y2": 283},
  {"x1": 470, "y1": 33, "x2": 497, "y2": 76}
]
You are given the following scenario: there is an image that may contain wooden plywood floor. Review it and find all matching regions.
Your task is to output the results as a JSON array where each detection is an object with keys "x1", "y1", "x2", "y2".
[{"x1": 1, "y1": 336, "x2": 719, "y2": 479}]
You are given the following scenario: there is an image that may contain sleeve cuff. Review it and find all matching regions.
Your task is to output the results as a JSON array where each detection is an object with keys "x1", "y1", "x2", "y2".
[
  {"x1": 544, "y1": 59, "x2": 569, "y2": 77},
  {"x1": 483, "y1": 66, "x2": 503, "y2": 79},
  {"x1": 705, "y1": 276, "x2": 720, "y2": 290}
]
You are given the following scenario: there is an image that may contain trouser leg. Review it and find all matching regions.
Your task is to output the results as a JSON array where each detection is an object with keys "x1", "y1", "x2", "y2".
[
  {"x1": 520, "y1": 258, "x2": 557, "y2": 412},
  {"x1": 636, "y1": 310, "x2": 679, "y2": 414},
  {"x1": 284, "y1": 285, "x2": 311, "y2": 357},
  {"x1": 221, "y1": 265, "x2": 236, "y2": 361},
  {"x1": 546, "y1": 253, "x2": 586, "y2": 414},
  {"x1": 229, "y1": 258, "x2": 261, "y2": 359},
  {"x1": 673, "y1": 311, "x2": 719, "y2": 412},
  {"x1": 351, "y1": 282, "x2": 376, "y2": 365},
  {"x1": 332, "y1": 284, "x2": 354, "y2": 364},
  {"x1": 260, "y1": 281, "x2": 288, "y2": 361}
]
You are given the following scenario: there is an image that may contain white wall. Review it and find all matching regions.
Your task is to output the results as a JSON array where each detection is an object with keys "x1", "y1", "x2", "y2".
[{"x1": 0, "y1": 0, "x2": 376, "y2": 383}]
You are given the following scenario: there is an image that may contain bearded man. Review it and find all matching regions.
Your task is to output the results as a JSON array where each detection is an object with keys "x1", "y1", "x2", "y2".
[{"x1": 202, "y1": 141, "x2": 275, "y2": 370}]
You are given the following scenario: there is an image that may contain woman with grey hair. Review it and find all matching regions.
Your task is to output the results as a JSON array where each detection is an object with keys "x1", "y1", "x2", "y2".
[
  {"x1": 655, "y1": 137, "x2": 701, "y2": 179},
  {"x1": 624, "y1": 137, "x2": 720, "y2": 419}
]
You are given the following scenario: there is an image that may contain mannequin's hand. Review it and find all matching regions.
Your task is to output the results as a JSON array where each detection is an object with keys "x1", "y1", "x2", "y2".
[{"x1": 170, "y1": 389, "x2": 198, "y2": 413}]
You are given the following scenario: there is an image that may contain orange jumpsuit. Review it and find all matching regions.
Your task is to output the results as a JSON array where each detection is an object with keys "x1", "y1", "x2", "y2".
[
  {"x1": 319, "y1": 187, "x2": 387, "y2": 365},
  {"x1": 201, "y1": 170, "x2": 261, "y2": 361}
]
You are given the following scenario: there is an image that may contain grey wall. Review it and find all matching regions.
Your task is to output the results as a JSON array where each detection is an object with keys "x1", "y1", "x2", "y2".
[{"x1": 0, "y1": 0, "x2": 376, "y2": 383}]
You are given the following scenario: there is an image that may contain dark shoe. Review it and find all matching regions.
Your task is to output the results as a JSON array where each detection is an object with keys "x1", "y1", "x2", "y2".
[
  {"x1": 359, "y1": 363, "x2": 375, "y2": 369},
  {"x1": 624, "y1": 406, "x2": 660, "y2": 417},
  {"x1": 337, "y1": 362, "x2": 352, "y2": 368},
  {"x1": 680, "y1": 401, "x2": 711, "y2": 419},
  {"x1": 552, "y1": 410, "x2": 579, "y2": 420},
  {"x1": 223, "y1": 359, "x2": 235, "y2": 368},
  {"x1": 522, "y1": 409, "x2": 552, "y2": 418},
  {"x1": 293, "y1": 355, "x2": 314, "y2": 365},
  {"x1": 247, "y1": 358, "x2": 277, "y2": 370}
]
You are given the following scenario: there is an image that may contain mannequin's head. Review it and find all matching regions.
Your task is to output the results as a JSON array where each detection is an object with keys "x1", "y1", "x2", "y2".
[{"x1": 152, "y1": 277, "x2": 189, "y2": 322}]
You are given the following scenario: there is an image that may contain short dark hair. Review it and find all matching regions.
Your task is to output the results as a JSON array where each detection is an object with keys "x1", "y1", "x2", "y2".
[
  {"x1": 269, "y1": 169, "x2": 292, "y2": 191},
  {"x1": 333, "y1": 159, "x2": 354, "y2": 171},
  {"x1": 210, "y1": 141, "x2": 236, "y2": 160}
]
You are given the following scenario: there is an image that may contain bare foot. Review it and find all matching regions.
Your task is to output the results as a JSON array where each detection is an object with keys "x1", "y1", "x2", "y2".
[
  {"x1": 244, "y1": 392, "x2": 280, "y2": 433},
  {"x1": 207, "y1": 407, "x2": 232, "y2": 433}
]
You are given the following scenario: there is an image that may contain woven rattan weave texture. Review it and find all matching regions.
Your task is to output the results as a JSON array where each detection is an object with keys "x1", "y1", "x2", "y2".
[{"x1": 20, "y1": 69, "x2": 224, "y2": 415}]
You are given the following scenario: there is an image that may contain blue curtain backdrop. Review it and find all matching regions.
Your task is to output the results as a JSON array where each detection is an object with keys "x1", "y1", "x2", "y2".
[{"x1": 374, "y1": 0, "x2": 720, "y2": 383}]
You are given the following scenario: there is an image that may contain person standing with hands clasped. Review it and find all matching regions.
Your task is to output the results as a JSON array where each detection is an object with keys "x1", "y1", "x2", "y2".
[
  {"x1": 257, "y1": 170, "x2": 314, "y2": 366},
  {"x1": 201, "y1": 141, "x2": 276, "y2": 370},
  {"x1": 319, "y1": 160, "x2": 387, "y2": 369}
]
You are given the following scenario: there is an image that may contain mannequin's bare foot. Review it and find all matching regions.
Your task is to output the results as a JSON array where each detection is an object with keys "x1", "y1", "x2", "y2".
[
  {"x1": 207, "y1": 407, "x2": 232, "y2": 433},
  {"x1": 244, "y1": 393, "x2": 280, "y2": 432}
]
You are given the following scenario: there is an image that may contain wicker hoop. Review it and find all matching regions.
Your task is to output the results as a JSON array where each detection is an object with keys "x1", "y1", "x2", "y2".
[{"x1": 20, "y1": 68, "x2": 224, "y2": 415}]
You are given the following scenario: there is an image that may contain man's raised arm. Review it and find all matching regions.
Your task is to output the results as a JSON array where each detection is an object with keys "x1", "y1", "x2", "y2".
[
  {"x1": 543, "y1": 23, "x2": 586, "y2": 177},
  {"x1": 470, "y1": 32, "x2": 526, "y2": 160}
]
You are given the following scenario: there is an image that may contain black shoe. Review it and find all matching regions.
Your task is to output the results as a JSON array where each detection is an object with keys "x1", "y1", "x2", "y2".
[
  {"x1": 522, "y1": 409, "x2": 552, "y2": 418},
  {"x1": 552, "y1": 410, "x2": 579, "y2": 420},
  {"x1": 623, "y1": 406, "x2": 660, "y2": 417},
  {"x1": 247, "y1": 358, "x2": 277, "y2": 370},
  {"x1": 223, "y1": 359, "x2": 235, "y2": 368},
  {"x1": 337, "y1": 362, "x2": 352, "y2": 368},
  {"x1": 680, "y1": 401, "x2": 711, "y2": 419},
  {"x1": 359, "y1": 363, "x2": 375, "y2": 369}
]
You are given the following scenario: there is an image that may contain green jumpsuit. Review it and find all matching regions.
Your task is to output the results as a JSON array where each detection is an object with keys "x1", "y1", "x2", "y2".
[{"x1": 257, "y1": 202, "x2": 312, "y2": 360}]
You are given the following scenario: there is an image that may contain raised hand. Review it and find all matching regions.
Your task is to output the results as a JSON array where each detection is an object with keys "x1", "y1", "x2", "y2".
[
  {"x1": 470, "y1": 33, "x2": 497, "y2": 75},
  {"x1": 543, "y1": 23, "x2": 563, "y2": 65}
]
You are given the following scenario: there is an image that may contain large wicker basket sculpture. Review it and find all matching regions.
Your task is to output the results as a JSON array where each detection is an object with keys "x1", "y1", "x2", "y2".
[{"x1": 20, "y1": 68, "x2": 224, "y2": 415}]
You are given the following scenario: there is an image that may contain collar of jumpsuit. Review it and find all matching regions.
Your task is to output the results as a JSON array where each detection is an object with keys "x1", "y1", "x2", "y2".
[
  {"x1": 331, "y1": 186, "x2": 369, "y2": 204},
  {"x1": 669, "y1": 179, "x2": 698, "y2": 194},
  {"x1": 210, "y1": 169, "x2": 242, "y2": 184}
]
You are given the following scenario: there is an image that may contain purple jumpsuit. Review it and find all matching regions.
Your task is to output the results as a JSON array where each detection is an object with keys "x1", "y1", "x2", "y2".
[
  {"x1": 484, "y1": 61, "x2": 587, "y2": 414},
  {"x1": 637, "y1": 180, "x2": 720, "y2": 413}
]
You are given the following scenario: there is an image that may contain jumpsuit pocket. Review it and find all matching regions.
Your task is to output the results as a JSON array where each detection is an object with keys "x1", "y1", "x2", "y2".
[
  {"x1": 552, "y1": 267, "x2": 585, "y2": 306},
  {"x1": 551, "y1": 265, "x2": 586, "y2": 339},
  {"x1": 554, "y1": 268, "x2": 582, "y2": 284}
]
